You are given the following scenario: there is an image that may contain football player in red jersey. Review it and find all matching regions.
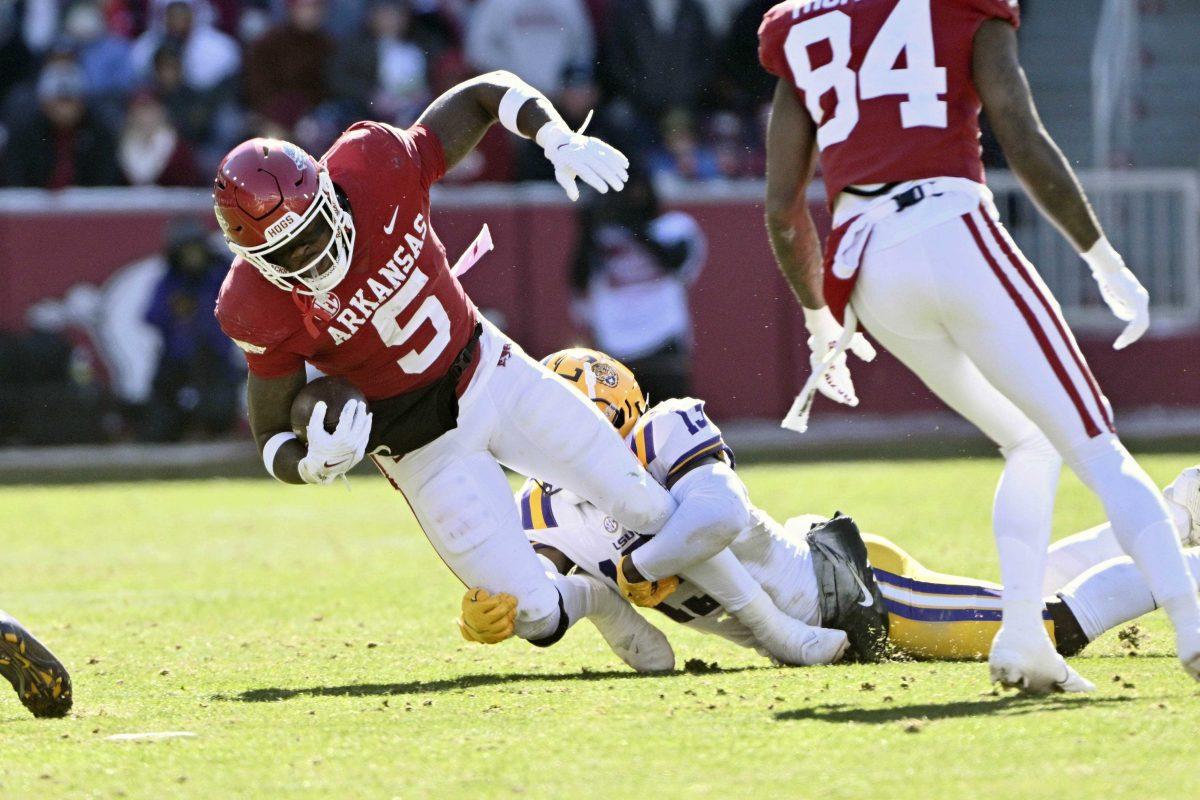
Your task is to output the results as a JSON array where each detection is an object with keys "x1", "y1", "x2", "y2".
[
  {"x1": 212, "y1": 71, "x2": 683, "y2": 655},
  {"x1": 759, "y1": 0, "x2": 1200, "y2": 692}
]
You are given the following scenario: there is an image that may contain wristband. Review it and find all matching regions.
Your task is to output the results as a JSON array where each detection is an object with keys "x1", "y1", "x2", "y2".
[
  {"x1": 498, "y1": 83, "x2": 543, "y2": 138},
  {"x1": 534, "y1": 120, "x2": 572, "y2": 152},
  {"x1": 263, "y1": 432, "x2": 297, "y2": 480},
  {"x1": 1081, "y1": 237, "x2": 1124, "y2": 276},
  {"x1": 802, "y1": 306, "x2": 839, "y2": 338}
]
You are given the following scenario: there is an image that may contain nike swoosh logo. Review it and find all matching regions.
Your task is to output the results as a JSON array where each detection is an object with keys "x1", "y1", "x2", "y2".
[
  {"x1": 323, "y1": 457, "x2": 351, "y2": 470},
  {"x1": 383, "y1": 206, "x2": 399, "y2": 235},
  {"x1": 851, "y1": 571, "x2": 875, "y2": 607}
]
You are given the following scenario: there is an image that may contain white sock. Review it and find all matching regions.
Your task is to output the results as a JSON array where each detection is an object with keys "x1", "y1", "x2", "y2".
[
  {"x1": 731, "y1": 587, "x2": 789, "y2": 633},
  {"x1": 1044, "y1": 502, "x2": 1192, "y2": 594},
  {"x1": 994, "y1": 432, "x2": 1061, "y2": 630},
  {"x1": 1060, "y1": 548, "x2": 1200, "y2": 641},
  {"x1": 1044, "y1": 523, "x2": 1125, "y2": 593},
  {"x1": 678, "y1": 549, "x2": 762, "y2": 612},
  {"x1": 1067, "y1": 436, "x2": 1200, "y2": 632}
]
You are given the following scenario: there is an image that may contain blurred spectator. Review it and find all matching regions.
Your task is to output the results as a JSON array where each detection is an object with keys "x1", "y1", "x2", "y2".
[
  {"x1": 647, "y1": 108, "x2": 718, "y2": 181},
  {"x1": 244, "y1": 0, "x2": 334, "y2": 128},
  {"x1": 717, "y1": 0, "x2": 775, "y2": 114},
  {"x1": 130, "y1": 0, "x2": 241, "y2": 93},
  {"x1": 4, "y1": 60, "x2": 120, "y2": 188},
  {"x1": 118, "y1": 92, "x2": 201, "y2": 186},
  {"x1": 570, "y1": 169, "x2": 706, "y2": 401},
  {"x1": 0, "y1": 0, "x2": 58, "y2": 109},
  {"x1": 600, "y1": 0, "x2": 713, "y2": 127},
  {"x1": 329, "y1": 0, "x2": 429, "y2": 125},
  {"x1": 62, "y1": 1, "x2": 137, "y2": 102},
  {"x1": 151, "y1": 41, "x2": 214, "y2": 145},
  {"x1": 465, "y1": 0, "x2": 594, "y2": 96},
  {"x1": 139, "y1": 219, "x2": 240, "y2": 441}
]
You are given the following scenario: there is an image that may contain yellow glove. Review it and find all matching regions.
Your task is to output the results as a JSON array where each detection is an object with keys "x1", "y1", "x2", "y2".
[
  {"x1": 615, "y1": 555, "x2": 679, "y2": 607},
  {"x1": 458, "y1": 588, "x2": 517, "y2": 644}
]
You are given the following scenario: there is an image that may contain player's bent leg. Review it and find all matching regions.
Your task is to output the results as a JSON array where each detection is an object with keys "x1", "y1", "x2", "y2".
[
  {"x1": 377, "y1": 446, "x2": 581, "y2": 645},
  {"x1": 483, "y1": 335, "x2": 675, "y2": 534},
  {"x1": 942, "y1": 207, "x2": 1200, "y2": 681},
  {"x1": 1045, "y1": 468, "x2": 1198, "y2": 592},
  {"x1": 683, "y1": 549, "x2": 847, "y2": 666},
  {"x1": 0, "y1": 610, "x2": 72, "y2": 718},
  {"x1": 863, "y1": 534, "x2": 1038, "y2": 660},
  {"x1": 854, "y1": 259, "x2": 1076, "y2": 689},
  {"x1": 1057, "y1": 548, "x2": 1200, "y2": 654}
]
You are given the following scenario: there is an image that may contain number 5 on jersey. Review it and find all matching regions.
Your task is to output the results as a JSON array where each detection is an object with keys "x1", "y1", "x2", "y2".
[
  {"x1": 784, "y1": 0, "x2": 948, "y2": 148},
  {"x1": 372, "y1": 267, "x2": 452, "y2": 374}
]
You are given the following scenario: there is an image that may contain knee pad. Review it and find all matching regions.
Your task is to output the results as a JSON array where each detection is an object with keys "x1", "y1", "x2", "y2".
[{"x1": 1000, "y1": 429, "x2": 1061, "y2": 468}]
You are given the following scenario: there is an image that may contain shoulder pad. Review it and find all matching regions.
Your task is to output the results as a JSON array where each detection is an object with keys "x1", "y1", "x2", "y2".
[
  {"x1": 633, "y1": 399, "x2": 733, "y2": 487},
  {"x1": 213, "y1": 258, "x2": 298, "y2": 349}
]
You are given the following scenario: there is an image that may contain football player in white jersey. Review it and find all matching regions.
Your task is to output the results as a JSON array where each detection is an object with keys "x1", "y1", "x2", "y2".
[{"x1": 459, "y1": 349, "x2": 1200, "y2": 666}]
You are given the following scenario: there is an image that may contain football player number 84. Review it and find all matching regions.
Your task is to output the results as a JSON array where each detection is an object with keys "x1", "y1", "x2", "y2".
[
  {"x1": 371, "y1": 266, "x2": 453, "y2": 374},
  {"x1": 784, "y1": 0, "x2": 949, "y2": 149}
]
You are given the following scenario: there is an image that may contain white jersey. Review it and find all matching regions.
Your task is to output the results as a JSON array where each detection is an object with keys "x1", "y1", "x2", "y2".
[{"x1": 518, "y1": 399, "x2": 822, "y2": 645}]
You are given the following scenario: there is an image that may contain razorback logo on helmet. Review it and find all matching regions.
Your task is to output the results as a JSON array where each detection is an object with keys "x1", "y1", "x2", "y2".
[
  {"x1": 281, "y1": 142, "x2": 310, "y2": 172},
  {"x1": 592, "y1": 362, "x2": 619, "y2": 388}
]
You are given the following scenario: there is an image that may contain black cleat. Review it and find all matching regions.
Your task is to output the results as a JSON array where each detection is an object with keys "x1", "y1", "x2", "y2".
[{"x1": 0, "y1": 612, "x2": 72, "y2": 718}]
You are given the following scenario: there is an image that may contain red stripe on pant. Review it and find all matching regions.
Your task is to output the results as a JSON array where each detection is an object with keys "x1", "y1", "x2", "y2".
[
  {"x1": 978, "y1": 211, "x2": 1115, "y2": 434},
  {"x1": 961, "y1": 212, "x2": 1104, "y2": 439}
]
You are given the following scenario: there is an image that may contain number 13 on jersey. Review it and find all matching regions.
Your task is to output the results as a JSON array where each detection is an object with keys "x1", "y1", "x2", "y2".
[{"x1": 784, "y1": 0, "x2": 948, "y2": 148}]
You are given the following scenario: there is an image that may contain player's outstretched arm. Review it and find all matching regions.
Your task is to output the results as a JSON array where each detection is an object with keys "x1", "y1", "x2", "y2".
[
  {"x1": 418, "y1": 70, "x2": 628, "y2": 201},
  {"x1": 974, "y1": 20, "x2": 1148, "y2": 348},
  {"x1": 764, "y1": 78, "x2": 823, "y2": 311}
]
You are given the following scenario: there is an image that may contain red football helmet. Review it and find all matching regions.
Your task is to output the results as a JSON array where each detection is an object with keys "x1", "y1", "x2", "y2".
[{"x1": 212, "y1": 138, "x2": 355, "y2": 295}]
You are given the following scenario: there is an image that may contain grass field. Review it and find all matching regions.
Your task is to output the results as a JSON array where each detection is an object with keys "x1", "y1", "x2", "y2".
[{"x1": 3, "y1": 455, "x2": 1198, "y2": 799}]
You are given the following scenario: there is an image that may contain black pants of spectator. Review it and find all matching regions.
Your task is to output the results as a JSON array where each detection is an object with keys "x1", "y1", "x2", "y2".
[
  {"x1": 621, "y1": 339, "x2": 692, "y2": 405},
  {"x1": 139, "y1": 351, "x2": 239, "y2": 442}
]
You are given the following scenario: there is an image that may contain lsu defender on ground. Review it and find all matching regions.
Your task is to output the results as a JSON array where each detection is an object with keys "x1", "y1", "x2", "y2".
[
  {"x1": 213, "y1": 71, "x2": 684, "y2": 658},
  {"x1": 463, "y1": 352, "x2": 1200, "y2": 668},
  {"x1": 0, "y1": 610, "x2": 72, "y2": 718},
  {"x1": 760, "y1": 0, "x2": 1200, "y2": 692}
]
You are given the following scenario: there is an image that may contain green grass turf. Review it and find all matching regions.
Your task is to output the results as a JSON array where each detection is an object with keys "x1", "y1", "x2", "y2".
[{"x1": 2, "y1": 455, "x2": 1198, "y2": 799}]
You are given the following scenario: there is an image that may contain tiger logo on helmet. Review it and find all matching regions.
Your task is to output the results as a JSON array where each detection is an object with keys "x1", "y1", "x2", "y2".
[{"x1": 541, "y1": 348, "x2": 646, "y2": 438}]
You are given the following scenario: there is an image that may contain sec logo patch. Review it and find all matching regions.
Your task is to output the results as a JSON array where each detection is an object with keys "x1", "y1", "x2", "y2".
[{"x1": 603, "y1": 516, "x2": 619, "y2": 534}]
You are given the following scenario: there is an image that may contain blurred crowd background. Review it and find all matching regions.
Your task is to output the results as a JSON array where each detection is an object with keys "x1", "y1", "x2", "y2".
[
  {"x1": 0, "y1": 0, "x2": 809, "y2": 190},
  {"x1": 2, "y1": 0, "x2": 1198, "y2": 454}
]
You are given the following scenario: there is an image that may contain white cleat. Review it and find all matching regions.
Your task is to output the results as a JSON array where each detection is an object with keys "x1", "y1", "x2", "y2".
[
  {"x1": 755, "y1": 618, "x2": 849, "y2": 666},
  {"x1": 989, "y1": 626, "x2": 1095, "y2": 694},
  {"x1": 1163, "y1": 466, "x2": 1200, "y2": 547},
  {"x1": 1175, "y1": 628, "x2": 1200, "y2": 682},
  {"x1": 587, "y1": 582, "x2": 675, "y2": 673}
]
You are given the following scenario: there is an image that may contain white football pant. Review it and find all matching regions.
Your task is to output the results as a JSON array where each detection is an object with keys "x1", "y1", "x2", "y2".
[
  {"x1": 850, "y1": 195, "x2": 1198, "y2": 637},
  {"x1": 372, "y1": 319, "x2": 676, "y2": 643}
]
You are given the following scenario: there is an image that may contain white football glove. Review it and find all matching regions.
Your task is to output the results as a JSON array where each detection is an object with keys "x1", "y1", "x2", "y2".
[
  {"x1": 803, "y1": 306, "x2": 876, "y2": 407},
  {"x1": 297, "y1": 400, "x2": 372, "y2": 485},
  {"x1": 535, "y1": 120, "x2": 629, "y2": 202},
  {"x1": 1082, "y1": 237, "x2": 1149, "y2": 350}
]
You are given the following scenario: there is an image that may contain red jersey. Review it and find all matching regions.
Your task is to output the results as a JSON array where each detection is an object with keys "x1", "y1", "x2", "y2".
[
  {"x1": 215, "y1": 122, "x2": 478, "y2": 401},
  {"x1": 759, "y1": 0, "x2": 1020, "y2": 202}
]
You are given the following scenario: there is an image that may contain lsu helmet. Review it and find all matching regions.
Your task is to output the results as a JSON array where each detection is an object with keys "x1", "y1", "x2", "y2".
[
  {"x1": 213, "y1": 138, "x2": 355, "y2": 296},
  {"x1": 542, "y1": 348, "x2": 646, "y2": 438}
]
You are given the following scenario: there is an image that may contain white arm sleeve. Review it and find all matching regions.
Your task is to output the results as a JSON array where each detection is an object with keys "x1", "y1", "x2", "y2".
[{"x1": 631, "y1": 461, "x2": 754, "y2": 580}]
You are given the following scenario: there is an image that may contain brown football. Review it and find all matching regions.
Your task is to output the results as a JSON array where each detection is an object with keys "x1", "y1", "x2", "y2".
[{"x1": 290, "y1": 376, "x2": 368, "y2": 442}]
